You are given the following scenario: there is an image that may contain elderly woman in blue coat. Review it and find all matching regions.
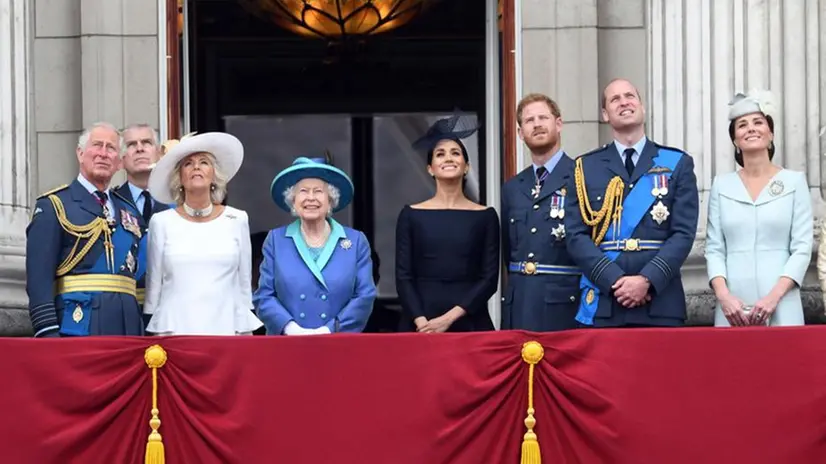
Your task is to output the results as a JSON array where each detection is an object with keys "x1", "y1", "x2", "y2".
[{"x1": 253, "y1": 157, "x2": 377, "y2": 335}]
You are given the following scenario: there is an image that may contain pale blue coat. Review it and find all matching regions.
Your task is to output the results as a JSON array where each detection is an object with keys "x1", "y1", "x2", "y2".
[
  {"x1": 705, "y1": 169, "x2": 812, "y2": 326},
  {"x1": 253, "y1": 219, "x2": 377, "y2": 334}
]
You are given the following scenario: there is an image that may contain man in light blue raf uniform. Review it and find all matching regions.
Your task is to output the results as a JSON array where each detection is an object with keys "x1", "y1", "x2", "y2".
[
  {"x1": 565, "y1": 79, "x2": 699, "y2": 328},
  {"x1": 501, "y1": 94, "x2": 581, "y2": 331},
  {"x1": 26, "y1": 122, "x2": 145, "y2": 337},
  {"x1": 114, "y1": 123, "x2": 170, "y2": 319}
]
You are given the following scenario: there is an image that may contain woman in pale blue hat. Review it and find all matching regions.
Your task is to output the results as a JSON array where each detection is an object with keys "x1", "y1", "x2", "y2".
[
  {"x1": 253, "y1": 157, "x2": 377, "y2": 335},
  {"x1": 705, "y1": 90, "x2": 812, "y2": 327}
]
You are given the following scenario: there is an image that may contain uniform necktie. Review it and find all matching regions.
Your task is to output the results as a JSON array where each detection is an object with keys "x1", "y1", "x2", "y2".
[
  {"x1": 93, "y1": 191, "x2": 107, "y2": 208},
  {"x1": 535, "y1": 166, "x2": 548, "y2": 186},
  {"x1": 141, "y1": 190, "x2": 153, "y2": 224},
  {"x1": 624, "y1": 148, "x2": 636, "y2": 177}
]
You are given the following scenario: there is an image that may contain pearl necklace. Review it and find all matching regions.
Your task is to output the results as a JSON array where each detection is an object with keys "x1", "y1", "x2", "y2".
[
  {"x1": 301, "y1": 222, "x2": 330, "y2": 247},
  {"x1": 183, "y1": 202, "x2": 214, "y2": 218}
]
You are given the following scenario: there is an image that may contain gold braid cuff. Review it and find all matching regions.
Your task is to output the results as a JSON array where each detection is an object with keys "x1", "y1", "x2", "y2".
[
  {"x1": 48, "y1": 195, "x2": 114, "y2": 276},
  {"x1": 520, "y1": 341, "x2": 545, "y2": 464},
  {"x1": 573, "y1": 157, "x2": 625, "y2": 244}
]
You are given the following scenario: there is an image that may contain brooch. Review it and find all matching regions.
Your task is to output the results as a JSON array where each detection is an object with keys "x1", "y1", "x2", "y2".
[
  {"x1": 650, "y1": 201, "x2": 670, "y2": 225},
  {"x1": 340, "y1": 239, "x2": 352, "y2": 250},
  {"x1": 768, "y1": 180, "x2": 784, "y2": 196}
]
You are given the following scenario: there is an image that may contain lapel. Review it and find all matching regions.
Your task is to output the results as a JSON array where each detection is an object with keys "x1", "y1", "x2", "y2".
[
  {"x1": 111, "y1": 189, "x2": 134, "y2": 226},
  {"x1": 517, "y1": 166, "x2": 538, "y2": 200},
  {"x1": 69, "y1": 179, "x2": 104, "y2": 217},
  {"x1": 114, "y1": 183, "x2": 136, "y2": 207},
  {"x1": 630, "y1": 141, "x2": 657, "y2": 184},
  {"x1": 285, "y1": 219, "x2": 347, "y2": 289},
  {"x1": 717, "y1": 172, "x2": 753, "y2": 204},
  {"x1": 602, "y1": 144, "x2": 629, "y2": 181},
  {"x1": 535, "y1": 154, "x2": 572, "y2": 202}
]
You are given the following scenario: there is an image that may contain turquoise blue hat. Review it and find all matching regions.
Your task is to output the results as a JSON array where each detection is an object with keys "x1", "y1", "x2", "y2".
[{"x1": 270, "y1": 157, "x2": 354, "y2": 213}]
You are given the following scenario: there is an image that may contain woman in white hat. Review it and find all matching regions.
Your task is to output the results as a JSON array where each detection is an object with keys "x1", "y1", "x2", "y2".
[
  {"x1": 253, "y1": 156, "x2": 377, "y2": 335},
  {"x1": 143, "y1": 132, "x2": 263, "y2": 335},
  {"x1": 705, "y1": 90, "x2": 812, "y2": 327}
]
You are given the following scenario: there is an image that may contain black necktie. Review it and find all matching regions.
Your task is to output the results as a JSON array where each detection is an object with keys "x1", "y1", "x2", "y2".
[
  {"x1": 93, "y1": 191, "x2": 107, "y2": 208},
  {"x1": 624, "y1": 148, "x2": 636, "y2": 177},
  {"x1": 535, "y1": 166, "x2": 548, "y2": 186},
  {"x1": 141, "y1": 190, "x2": 153, "y2": 224}
]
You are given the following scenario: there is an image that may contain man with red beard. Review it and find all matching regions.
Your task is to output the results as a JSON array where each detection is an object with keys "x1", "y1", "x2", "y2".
[
  {"x1": 500, "y1": 94, "x2": 581, "y2": 331},
  {"x1": 565, "y1": 78, "x2": 699, "y2": 328}
]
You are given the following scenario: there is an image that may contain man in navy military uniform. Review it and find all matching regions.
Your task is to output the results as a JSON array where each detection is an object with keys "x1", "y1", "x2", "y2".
[
  {"x1": 565, "y1": 78, "x2": 699, "y2": 328},
  {"x1": 501, "y1": 93, "x2": 581, "y2": 331},
  {"x1": 114, "y1": 123, "x2": 170, "y2": 317},
  {"x1": 26, "y1": 122, "x2": 146, "y2": 337}
]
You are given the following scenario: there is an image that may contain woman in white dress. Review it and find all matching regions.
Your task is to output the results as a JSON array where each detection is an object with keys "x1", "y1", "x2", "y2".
[
  {"x1": 143, "y1": 132, "x2": 263, "y2": 335},
  {"x1": 705, "y1": 91, "x2": 813, "y2": 327}
]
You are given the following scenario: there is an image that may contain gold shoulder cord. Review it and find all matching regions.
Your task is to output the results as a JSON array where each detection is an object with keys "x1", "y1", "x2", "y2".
[
  {"x1": 573, "y1": 157, "x2": 626, "y2": 244},
  {"x1": 48, "y1": 195, "x2": 114, "y2": 276}
]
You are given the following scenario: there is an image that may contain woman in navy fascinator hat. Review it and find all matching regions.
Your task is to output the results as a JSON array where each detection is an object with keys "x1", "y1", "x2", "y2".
[{"x1": 394, "y1": 110, "x2": 501, "y2": 333}]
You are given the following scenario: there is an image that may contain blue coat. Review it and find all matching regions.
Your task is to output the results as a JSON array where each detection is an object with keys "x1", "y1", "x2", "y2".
[
  {"x1": 113, "y1": 182, "x2": 170, "y2": 309},
  {"x1": 26, "y1": 180, "x2": 145, "y2": 337},
  {"x1": 564, "y1": 140, "x2": 699, "y2": 327},
  {"x1": 253, "y1": 219, "x2": 377, "y2": 334},
  {"x1": 500, "y1": 154, "x2": 580, "y2": 331}
]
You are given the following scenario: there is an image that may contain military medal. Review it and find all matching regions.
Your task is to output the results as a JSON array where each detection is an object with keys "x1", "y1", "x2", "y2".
[
  {"x1": 549, "y1": 192, "x2": 566, "y2": 219},
  {"x1": 121, "y1": 211, "x2": 142, "y2": 238},
  {"x1": 551, "y1": 223, "x2": 566, "y2": 240},
  {"x1": 125, "y1": 250, "x2": 136, "y2": 273},
  {"x1": 651, "y1": 174, "x2": 669, "y2": 197},
  {"x1": 72, "y1": 304, "x2": 84, "y2": 323},
  {"x1": 532, "y1": 168, "x2": 549, "y2": 199},
  {"x1": 769, "y1": 180, "x2": 784, "y2": 196},
  {"x1": 650, "y1": 200, "x2": 670, "y2": 225}
]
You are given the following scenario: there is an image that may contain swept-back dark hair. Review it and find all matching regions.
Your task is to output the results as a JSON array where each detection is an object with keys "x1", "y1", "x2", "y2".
[{"x1": 728, "y1": 114, "x2": 775, "y2": 167}]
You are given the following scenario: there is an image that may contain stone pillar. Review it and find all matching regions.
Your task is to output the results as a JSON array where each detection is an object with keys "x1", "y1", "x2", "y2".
[
  {"x1": 520, "y1": 0, "x2": 600, "y2": 161},
  {"x1": 0, "y1": 0, "x2": 34, "y2": 335},
  {"x1": 645, "y1": 0, "x2": 826, "y2": 323}
]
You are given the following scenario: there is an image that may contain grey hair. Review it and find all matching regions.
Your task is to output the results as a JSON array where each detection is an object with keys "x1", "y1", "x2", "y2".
[
  {"x1": 168, "y1": 152, "x2": 228, "y2": 205},
  {"x1": 77, "y1": 122, "x2": 123, "y2": 155},
  {"x1": 120, "y1": 123, "x2": 159, "y2": 154},
  {"x1": 283, "y1": 182, "x2": 341, "y2": 217}
]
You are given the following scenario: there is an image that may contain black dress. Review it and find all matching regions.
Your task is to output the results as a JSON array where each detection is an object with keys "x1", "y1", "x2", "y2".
[{"x1": 395, "y1": 205, "x2": 500, "y2": 332}]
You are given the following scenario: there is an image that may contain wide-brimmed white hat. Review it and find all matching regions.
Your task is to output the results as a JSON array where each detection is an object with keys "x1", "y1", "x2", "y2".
[{"x1": 147, "y1": 132, "x2": 244, "y2": 204}]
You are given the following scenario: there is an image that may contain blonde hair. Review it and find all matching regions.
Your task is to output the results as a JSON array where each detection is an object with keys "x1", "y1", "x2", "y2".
[{"x1": 168, "y1": 152, "x2": 228, "y2": 205}]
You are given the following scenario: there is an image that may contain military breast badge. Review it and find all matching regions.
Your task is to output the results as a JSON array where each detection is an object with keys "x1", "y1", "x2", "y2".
[
  {"x1": 650, "y1": 201, "x2": 670, "y2": 225},
  {"x1": 768, "y1": 180, "x2": 784, "y2": 196},
  {"x1": 125, "y1": 250, "x2": 136, "y2": 274},
  {"x1": 340, "y1": 238, "x2": 352, "y2": 250},
  {"x1": 551, "y1": 223, "x2": 566, "y2": 240},
  {"x1": 121, "y1": 210, "x2": 142, "y2": 238}
]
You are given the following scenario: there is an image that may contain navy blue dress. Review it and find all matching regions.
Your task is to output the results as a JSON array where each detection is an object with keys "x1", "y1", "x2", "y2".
[{"x1": 395, "y1": 206, "x2": 500, "y2": 332}]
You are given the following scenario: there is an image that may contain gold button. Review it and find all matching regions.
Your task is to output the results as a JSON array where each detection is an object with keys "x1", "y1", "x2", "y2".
[
  {"x1": 629, "y1": 183, "x2": 634, "y2": 188},
  {"x1": 597, "y1": 196, "x2": 602, "y2": 201},
  {"x1": 530, "y1": 227, "x2": 537, "y2": 233},
  {"x1": 527, "y1": 252, "x2": 534, "y2": 258}
]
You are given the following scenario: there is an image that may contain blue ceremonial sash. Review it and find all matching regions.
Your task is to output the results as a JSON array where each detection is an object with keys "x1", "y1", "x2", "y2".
[{"x1": 575, "y1": 148, "x2": 683, "y2": 325}]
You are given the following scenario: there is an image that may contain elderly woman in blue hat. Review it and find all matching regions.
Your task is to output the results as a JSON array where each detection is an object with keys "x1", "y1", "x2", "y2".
[
  {"x1": 253, "y1": 157, "x2": 377, "y2": 335},
  {"x1": 705, "y1": 90, "x2": 812, "y2": 327}
]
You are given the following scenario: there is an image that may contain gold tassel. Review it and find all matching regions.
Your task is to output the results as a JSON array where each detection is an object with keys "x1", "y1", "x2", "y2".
[
  {"x1": 520, "y1": 341, "x2": 545, "y2": 464},
  {"x1": 144, "y1": 345, "x2": 168, "y2": 464}
]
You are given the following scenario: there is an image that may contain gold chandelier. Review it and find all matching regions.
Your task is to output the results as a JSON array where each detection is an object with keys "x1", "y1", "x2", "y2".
[{"x1": 237, "y1": 0, "x2": 438, "y2": 39}]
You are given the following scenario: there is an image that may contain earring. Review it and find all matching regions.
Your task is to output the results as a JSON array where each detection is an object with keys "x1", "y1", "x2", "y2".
[{"x1": 210, "y1": 184, "x2": 216, "y2": 191}]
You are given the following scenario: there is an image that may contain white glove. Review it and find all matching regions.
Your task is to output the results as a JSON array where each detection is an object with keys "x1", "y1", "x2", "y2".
[{"x1": 312, "y1": 326, "x2": 332, "y2": 335}]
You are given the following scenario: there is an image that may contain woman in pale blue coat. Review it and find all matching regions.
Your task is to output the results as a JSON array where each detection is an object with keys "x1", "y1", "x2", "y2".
[
  {"x1": 253, "y1": 157, "x2": 377, "y2": 335},
  {"x1": 705, "y1": 91, "x2": 812, "y2": 327}
]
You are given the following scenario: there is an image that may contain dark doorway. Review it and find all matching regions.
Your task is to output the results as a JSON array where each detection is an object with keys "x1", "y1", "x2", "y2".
[{"x1": 186, "y1": 0, "x2": 488, "y2": 331}]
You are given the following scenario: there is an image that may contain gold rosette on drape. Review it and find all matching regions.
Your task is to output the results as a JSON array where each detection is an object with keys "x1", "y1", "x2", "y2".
[
  {"x1": 520, "y1": 341, "x2": 544, "y2": 464},
  {"x1": 144, "y1": 345, "x2": 168, "y2": 464}
]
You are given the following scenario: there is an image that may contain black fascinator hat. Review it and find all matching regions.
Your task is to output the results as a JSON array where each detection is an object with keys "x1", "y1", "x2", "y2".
[{"x1": 411, "y1": 109, "x2": 481, "y2": 157}]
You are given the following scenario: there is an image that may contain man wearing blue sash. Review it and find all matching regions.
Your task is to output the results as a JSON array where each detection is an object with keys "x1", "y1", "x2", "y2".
[
  {"x1": 26, "y1": 122, "x2": 145, "y2": 337},
  {"x1": 501, "y1": 94, "x2": 581, "y2": 331},
  {"x1": 565, "y1": 79, "x2": 699, "y2": 327},
  {"x1": 114, "y1": 123, "x2": 170, "y2": 318}
]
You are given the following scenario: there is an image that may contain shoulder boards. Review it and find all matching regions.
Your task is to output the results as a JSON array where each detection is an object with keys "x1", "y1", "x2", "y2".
[
  {"x1": 579, "y1": 143, "x2": 611, "y2": 157},
  {"x1": 36, "y1": 184, "x2": 69, "y2": 199}
]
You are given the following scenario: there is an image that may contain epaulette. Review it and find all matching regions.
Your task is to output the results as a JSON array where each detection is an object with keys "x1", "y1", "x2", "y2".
[
  {"x1": 36, "y1": 184, "x2": 69, "y2": 199},
  {"x1": 579, "y1": 143, "x2": 611, "y2": 157}
]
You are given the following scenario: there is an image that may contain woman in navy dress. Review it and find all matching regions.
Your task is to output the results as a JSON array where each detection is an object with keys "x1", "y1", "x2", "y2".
[{"x1": 395, "y1": 112, "x2": 500, "y2": 333}]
